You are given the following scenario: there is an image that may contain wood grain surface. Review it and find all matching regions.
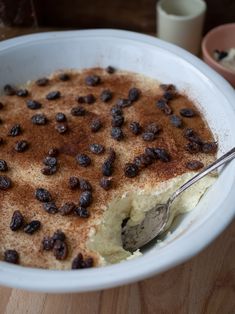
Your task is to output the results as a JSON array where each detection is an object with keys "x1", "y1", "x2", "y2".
[
  {"x1": 0, "y1": 218, "x2": 234, "y2": 314},
  {"x1": 0, "y1": 27, "x2": 235, "y2": 314}
]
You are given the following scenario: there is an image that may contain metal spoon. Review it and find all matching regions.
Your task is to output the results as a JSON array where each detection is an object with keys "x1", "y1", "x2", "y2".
[{"x1": 122, "y1": 147, "x2": 235, "y2": 252}]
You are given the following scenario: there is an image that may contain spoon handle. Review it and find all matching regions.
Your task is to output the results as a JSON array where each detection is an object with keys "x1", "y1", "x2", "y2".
[{"x1": 168, "y1": 147, "x2": 235, "y2": 205}]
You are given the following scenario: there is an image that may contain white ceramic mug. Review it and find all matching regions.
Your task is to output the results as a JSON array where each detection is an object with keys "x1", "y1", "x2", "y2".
[{"x1": 157, "y1": 0, "x2": 207, "y2": 55}]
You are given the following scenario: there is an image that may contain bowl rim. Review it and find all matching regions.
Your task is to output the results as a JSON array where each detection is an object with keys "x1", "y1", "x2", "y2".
[
  {"x1": 0, "y1": 29, "x2": 235, "y2": 293},
  {"x1": 202, "y1": 23, "x2": 235, "y2": 76}
]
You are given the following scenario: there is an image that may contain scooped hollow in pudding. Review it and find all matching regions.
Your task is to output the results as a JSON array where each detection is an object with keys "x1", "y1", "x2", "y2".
[{"x1": 0, "y1": 67, "x2": 217, "y2": 269}]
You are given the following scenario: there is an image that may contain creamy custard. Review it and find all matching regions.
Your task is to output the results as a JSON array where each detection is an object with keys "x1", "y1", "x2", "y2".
[{"x1": 0, "y1": 68, "x2": 217, "y2": 269}]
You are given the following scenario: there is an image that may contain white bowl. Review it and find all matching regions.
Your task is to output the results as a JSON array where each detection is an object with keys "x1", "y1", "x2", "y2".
[{"x1": 0, "y1": 29, "x2": 235, "y2": 293}]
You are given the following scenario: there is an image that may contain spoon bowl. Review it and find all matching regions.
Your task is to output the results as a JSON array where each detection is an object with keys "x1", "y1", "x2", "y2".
[{"x1": 122, "y1": 204, "x2": 168, "y2": 252}]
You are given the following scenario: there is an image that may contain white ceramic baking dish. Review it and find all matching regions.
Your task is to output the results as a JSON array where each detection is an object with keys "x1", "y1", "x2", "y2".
[{"x1": 0, "y1": 29, "x2": 235, "y2": 293}]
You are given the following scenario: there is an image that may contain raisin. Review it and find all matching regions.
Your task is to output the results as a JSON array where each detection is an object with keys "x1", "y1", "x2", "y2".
[
  {"x1": 184, "y1": 128, "x2": 196, "y2": 140},
  {"x1": 35, "y1": 188, "x2": 52, "y2": 202},
  {"x1": 27, "y1": 99, "x2": 42, "y2": 110},
  {"x1": 180, "y1": 108, "x2": 195, "y2": 117},
  {"x1": 59, "y1": 73, "x2": 70, "y2": 81},
  {"x1": 111, "y1": 115, "x2": 124, "y2": 127},
  {"x1": 90, "y1": 118, "x2": 102, "y2": 132},
  {"x1": 43, "y1": 202, "x2": 58, "y2": 214},
  {"x1": 10, "y1": 210, "x2": 24, "y2": 231},
  {"x1": 82, "y1": 257, "x2": 94, "y2": 268},
  {"x1": 31, "y1": 114, "x2": 47, "y2": 125},
  {"x1": 163, "y1": 91, "x2": 174, "y2": 101},
  {"x1": 102, "y1": 160, "x2": 113, "y2": 176},
  {"x1": 156, "y1": 98, "x2": 172, "y2": 115},
  {"x1": 134, "y1": 154, "x2": 153, "y2": 168},
  {"x1": 53, "y1": 240, "x2": 68, "y2": 260},
  {"x1": 84, "y1": 94, "x2": 96, "y2": 104},
  {"x1": 42, "y1": 237, "x2": 54, "y2": 250},
  {"x1": 4, "y1": 84, "x2": 16, "y2": 96},
  {"x1": 46, "y1": 91, "x2": 61, "y2": 100},
  {"x1": 106, "y1": 66, "x2": 115, "y2": 74},
  {"x1": 89, "y1": 143, "x2": 105, "y2": 154},
  {"x1": 71, "y1": 254, "x2": 93, "y2": 269},
  {"x1": 0, "y1": 102, "x2": 3, "y2": 109},
  {"x1": 145, "y1": 147, "x2": 158, "y2": 160},
  {"x1": 202, "y1": 142, "x2": 218, "y2": 154},
  {"x1": 4, "y1": 250, "x2": 19, "y2": 264},
  {"x1": 128, "y1": 87, "x2": 140, "y2": 102},
  {"x1": 76, "y1": 96, "x2": 85, "y2": 104},
  {"x1": 134, "y1": 154, "x2": 153, "y2": 169},
  {"x1": 141, "y1": 154, "x2": 154, "y2": 166},
  {"x1": 111, "y1": 127, "x2": 124, "y2": 141},
  {"x1": 79, "y1": 191, "x2": 92, "y2": 208},
  {"x1": 100, "y1": 89, "x2": 113, "y2": 102},
  {"x1": 76, "y1": 154, "x2": 91, "y2": 167},
  {"x1": 0, "y1": 137, "x2": 4, "y2": 145},
  {"x1": 184, "y1": 129, "x2": 198, "y2": 140},
  {"x1": 100, "y1": 177, "x2": 112, "y2": 190},
  {"x1": 154, "y1": 148, "x2": 171, "y2": 162},
  {"x1": 17, "y1": 89, "x2": 28, "y2": 97},
  {"x1": 0, "y1": 159, "x2": 8, "y2": 172},
  {"x1": 85, "y1": 75, "x2": 101, "y2": 86},
  {"x1": 55, "y1": 124, "x2": 68, "y2": 134},
  {"x1": 170, "y1": 115, "x2": 183, "y2": 128},
  {"x1": 71, "y1": 106, "x2": 86, "y2": 116},
  {"x1": 0, "y1": 175, "x2": 12, "y2": 190},
  {"x1": 59, "y1": 202, "x2": 76, "y2": 215},
  {"x1": 79, "y1": 178, "x2": 92, "y2": 191},
  {"x1": 184, "y1": 128, "x2": 203, "y2": 145},
  {"x1": 216, "y1": 50, "x2": 228, "y2": 61},
  {"x1": 124, "y1": 163, "x2": 139, "y2": 178},
  {"x1": 55, "y1": 112, "x2": 66, "y2": 122},
  {"x1": 130, "y1": 122, "x2": 142, "y2": 135},
  {"x1": 186, "y1": 160, "x2": 204, "y2": 170},
  {"x1": 156, "y1": 99, "x2": 167, "y2": 110},
  {"x1": 146, "y1": 123, "x2": 161, "y2": 135},
  {"x1": 160, "y1": 84, "x2": 176, "y2": 93},
  {"x1": 52, "y1": 230, "x2": 66, "y2": 242},
  {"x1": 69, "y1": 176, "x2": 79, "y2": 189},
  {"x1": 71, "y1": 253, "x2": 84, "y2": 269},
  {"x1": 133, "y1": 156, "x2": 145, "y2": 169},
  {"x1": 74, "y1": 206, "x2": 90, "y2": 218},
  {"x1": 36, "y1": 77, "x2": 49, "y2": 86},
  {"x1": 110, "y1": 106, "x2": 123, "y2": 116},
  {"x1": 48, "y1": 147, "x2": 59, "y2": 157},
  {"x1": 142, "y1": 132, "x2": 156, "y2": 142},
  {"x1": 41, "y1": 166, "x2": 57, "y2": 175},
  {"x1": 43, "y1": 156, "x2": 57, "y2": 167},
  {"x1": 24, "y1": 220, "x2": 41, "y2": 234},
  {"x1": 8, "y1": 124, "x2": 21, "y2": 136},
  {"x1": 15, "y1": 140, "x2": 29, "y2": 152},
  {"x1": 42, "y1": 164, "x2": 53, "y2": 175},
  {"x1": 185, "y1": 142, "x2": 201, "y2": 154},
  {"x1": 116, "y1": 98, "x2": 132, "y2": 108}
]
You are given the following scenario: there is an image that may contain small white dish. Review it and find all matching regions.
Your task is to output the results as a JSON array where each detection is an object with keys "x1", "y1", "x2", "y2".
[
  {"x1": 0, "y1": 29, "x2": 235, "y2": 293},
  {"x1": 157, "y1": 0, "x2": 206, "y2": 55}
]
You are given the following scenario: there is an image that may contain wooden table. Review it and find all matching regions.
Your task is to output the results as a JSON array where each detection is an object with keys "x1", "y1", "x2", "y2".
[
  {"x1": 1, "y1": 219, "x2": 235, "y2": 313},
  {"x1": 0, "y1": 27, "x2": 235, "y2": 314}
]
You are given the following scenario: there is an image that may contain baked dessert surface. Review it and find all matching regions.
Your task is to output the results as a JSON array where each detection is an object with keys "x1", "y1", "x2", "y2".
[{"x1": 0, "y1": 67, "x2": 216, "y2": 269}]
